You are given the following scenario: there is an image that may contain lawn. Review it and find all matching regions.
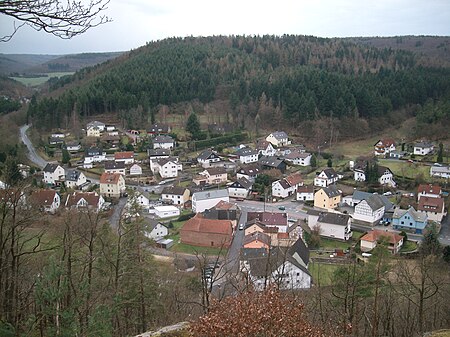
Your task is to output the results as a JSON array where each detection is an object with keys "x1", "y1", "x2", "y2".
[
  {"x1": 169, "y1": 242, "x2": 226, "y2": 256},
  {"x1": 308, "y1": 262, "x2": 341, "y2": 286},
  {"x1": 11, "y1": 72, "x2": 74, "y2": 86},
  {"x1": 378, "y1": 159, "x2": 430, "y2": 180},
  {"x1": 319, "y1": 238, "x2": 352, "y2": 250},
  {"x1": 400, "y1": 240, "x2": 418, "y2": 253}
]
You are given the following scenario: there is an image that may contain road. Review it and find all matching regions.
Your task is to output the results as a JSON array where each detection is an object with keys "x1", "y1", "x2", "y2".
[
  {"x1": 108, "y1": 197, "x2": 127, "y2": 230},
  {"x1": 19, "y1": 124, "x2": 48, "y2": 169},
  {"x1": 439, "y1": 214, "x2": 450, "y2": 246}
]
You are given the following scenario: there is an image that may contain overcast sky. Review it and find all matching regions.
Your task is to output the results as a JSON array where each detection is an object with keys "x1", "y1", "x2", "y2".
[{"x1": 1, "y1": 0, "x2": 449, "y2": 55}]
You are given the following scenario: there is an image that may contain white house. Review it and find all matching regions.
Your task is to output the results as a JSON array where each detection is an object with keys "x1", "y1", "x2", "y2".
[
  {"x1": 161, "y1": 186, "x2": 190, "y2": 205},
  {"x1": 194, "y1": 167, "x2": 228, "y2": 185},
  {"x1": 296, "y1": 185, "x2": 314, "y2": 202},
  {"x1": 284, "y1": 151, "x2": 312, "y2": 166},
  {"x1": 114, "y1": 151, "x2": 135, "y2": 165},
  {"x1": 308, "y1": 211, "x2": 352, "y2": 241},
  {"x1": 65, "y1": 191, "x2": 105, "y2": 212},
  {"x1": 127, "y1": 192, "x2": 151, "y2": 210},
  {"x1": 197, "y1": 150, "x2": 221, "y2": 168},
  {"x1": 414, "y1": 142, "x2": 434, "y2": 156},
  {"x1": 154, "y1": 205, "x2": 180, "y2": 218},
  {"x1": 151, "y1": 158, "x2": 182, "y2": 178},
  {"x1": 65, "y1": 142, "x2": 81, "y2": 153},
  {"x1": 31, "y1": 190, "x2": 61, "y2": 213},
  {"x1": 353, "y1": 194, "x2": 386, "y2": 224},
  {"x1": 235, "y1": 147, "x2": 259, "y2": 164},
  {"x1": 314, "y1": 168, "x2": 339, "y2": 187},
  {"x1": 129, "y1": 163, "x2": 143, "y2": 176},
  {"x1": 266, "y1": 131, "x2": 290, "y2": 147},
  {"x1": 153, "y1": 135, "x2": 175, "y2": 149},
  {"x1": 417, "y1": 197, "x2": 446, "y2": 222},
  {"x1": 272, "y1": 173, "x2": 303, "y2": 199},
  {"x1": 236, "y1": 164, "x2": 261, "y2": 183},
  {"x1": 87, "y1": 120, "x2": 105, "y2": 131},
  {"x1": 43, "y1": 163, "x2": 65, "y2": 186},
  {"x1": 228, "y1": 177, "x2": 253, "y2": 199},
  {"x1": 374, "y1": 138, "x2": 396, "y2": 156},
  {"x1": 104, "y1": 161, "x2": 126, "y2": 175},
  {"x1": 256, "y1": 140, "x2": 276, "y2": 156},
  {"x1": 378, "y1": 166, "x2": 396, "y2": 187},
  {"x1": 84, "y1": 147, "x2": 106, "y2": 167},
  {"x1": 99, "y1": 173, "x2": 126, "y2": 199},
  {"x1": 0, "y1": 180, "x2": 5, "y2": 189},
  {"x1": 430, "y1": 165, "x2": 450, "y2": 179},
  {"x1": 148, "y1": 148, "x2": 171, "y2": 160},
  {"x1": 86, "y1": 126, "x2": 101, "y2": 137},
  {"x1": 192, "y1": 189, "x2": 229, "y2": 213},
  {"x1": 145, "y1": 221, "x2": 169, "y2": 240},
  {"x1": 65, "y1": 170, "x2": 87, "y2": 189}
]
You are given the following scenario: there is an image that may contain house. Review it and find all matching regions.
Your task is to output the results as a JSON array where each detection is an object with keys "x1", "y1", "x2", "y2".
[
  {"x1": 202, "y1": 200, "x2": 239, "y2": 221},
  {"x1": 86, "y1": 126, "x2": 102, "y2": 137},
  {"x1": 390, "y1": 150, "x2": 407, "y2": 159},
  {"x1": 101, "y1": 134, "x2": 120, "y2": 147},
  {"x1": 147, "y1": 148, "x2": 171, "y2": 160},
  {"x1": 0, "y1": 180, "x2": 5, "y2": 189},
  {"x1": 228, "y1": 177, "x2": 253, "y2": 199},
  {"x1": 48, "y1": 136, "x2": 65, "y2": 146},
  {"x1": 314, "y1": 168, "x2": 339, "y2": 187},
  {"x1": 392, "y1": 207, "x2": 428, "y2": 234},
  {"x1": 284, "y1": 151, "x2": 312, "y2": 166},
  {"x1": 84, "y1": 147, "x2": 106, "y2": 167},
  {"x1": 296, "y1": 184, "x2": 314, "y2": 201},
  {"x1": 353, "y1": 163, "x2": 396, "y2": 187},
  {"x1": 127, "y1": 192, "x2": 151, "y2": 209},
  {"x1": 151, "y1": 158, "x2": 182, "y2": 178},
  {"x1": 30, "y1": 190, "x2": 60, "y2": 213},
  {"x1": 235, "y1": 147, "x2": 259, "y2": 164},
  {"x1": 266, "y1": 131, "x2": 290, "y2": 147},
  {"x1": 65, "y1": 142, "x2": 81, "y2": 153},
  {"x1": 208, "y1": 160, "x2": 238, "y2": 173},
  {"x1": 104, "y1": 161, "x2": 126, "y2": 175},
  {"x1": 180, "y1": 213, "x2": 233, "y2": 248},
  {"x1": 192, "y1": 189, "x2": 229, "y2": 213},
  {"x1": 247, "y1": 211, "x2": 289, "y2": 233},
  {"x1": 105, "y1": 125, "x2": 116, "y2": 132},
  {"x1": 99, "y1": 172, "x2": 126, "y2": 199},
  {"x1": 243, "y1": 232, "x2": 271, "y2": 250},
  {"x1": 430, "y1": 165, "x2": 450, "y2": 179},
  {"x1": 343, "y1": 190, "x2": 393, "y2": 211},
  {"x1": 43, "y1": 163, "x2": 65, "y2": 186},
  {"x1": 374, "y1": 138, "x2": 396, "y2": 156},
  {"x1": 145, "y1": 220, "x2": 168, "y2": 240},
  {"x1": 51, "y1": 132, "x2": 65, "y2": 139},
  {"x1": 308, "y1": 211, "x2": 352, "y2": 241},
  {"x1": 161, "y1": 186, "x2": 190, "y2": 205},
  {"x1": 197, "y1": 150, "x2": 221, "y2": 168},
  {"x1": 272, "y1": 172, "x2": 303, "y2": 199},
  {"x1": 154, "y1": 205, "x2": 180, "y2": 219},
  {"x1": 241, "y1": 244, "x2": 311, "y2": 291},
  {"x1": 414, "y1": 141, "x2": 434, "y2": 156},
  {"x1": 417, "y1": 184, "x2": 442, "y2": 200},
  {"x1": 147, "y1": 123, "x2": 171, "y2": 135},
  {"x1": 207, "y1": 123, "x2": 233, "y2": 135},
  {"x1": 314, "y1": 185, "x2": 342, "y2": 210},
  {"x1": 256, "y1": 140, "x2": 276, "y2": 157},
  {"x1": 65, "y1": 191, "x2": 105, "y2": 211},
  {"x1": 65, "y1": 170, "x2": 87, "y2": 189},
  {"x1": 360, "y1": 230, "x2": 404, "y2": 254},
  {"x1": 153, "y1": 135, "x2": 175, "y2": 149},
  {"x1": 353, "y1": 194, "x2": 386, "y2": 224},
  {"x1": 87, "y1": 120, "x2": 106, "y2": 131},
  {"x1": 258, "y1": 156, "x2": 286, "y2": 173},
  {"x1": 194, "y1": 167, "x2": 228, "y2": 186},
  {"x1": 114, "y1": 151, "x2": 135, "y2": 165},
  {"x1": 129, "y1": 163, "x2": 143, "y2": 176},
  {"x1": 417, "y1": 197, "x2": 446, "y2": 222},
  {"x1": 236, "y1": 164, "x2": 262, "y2": 182}
]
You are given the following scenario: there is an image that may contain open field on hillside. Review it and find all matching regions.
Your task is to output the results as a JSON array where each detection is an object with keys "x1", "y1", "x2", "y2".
[
  {"x1": 379, "y1": 159, "x2": 430, "y2": 180},
  {"x1": 11, "y1": 72, "x2": 74, "y2": 86}
]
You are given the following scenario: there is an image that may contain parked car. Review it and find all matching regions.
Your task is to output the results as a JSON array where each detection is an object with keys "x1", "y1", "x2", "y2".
[
  {"x1": 239, "y1": 223, "x2": 245, "y2": 230},
  {"x1": 278, "y1": 206, "x2": 286, "y2": 210}
]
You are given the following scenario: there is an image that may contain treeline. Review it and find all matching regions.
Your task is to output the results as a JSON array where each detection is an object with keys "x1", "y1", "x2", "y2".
[{"x1": 28, "y1": 35, "x2": 450, "y2": 130}]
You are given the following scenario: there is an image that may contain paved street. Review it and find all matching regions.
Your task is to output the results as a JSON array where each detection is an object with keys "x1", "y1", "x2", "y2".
[
  {"x1": 109, "y1": 197, "x2": 127, "y2": 230},
  {"x1": 19, "y1": 124, "x2": 48, "y2": 169}
]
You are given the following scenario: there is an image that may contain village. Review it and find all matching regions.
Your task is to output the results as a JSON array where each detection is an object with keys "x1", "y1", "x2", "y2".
[{"x1": 4, "y1": 119, "x2": 450, "y2": 292}]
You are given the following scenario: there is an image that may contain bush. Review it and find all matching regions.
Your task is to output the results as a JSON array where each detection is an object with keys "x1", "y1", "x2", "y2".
[{"x1": 177, "y1": 213, "x2": 195, "y2": 221}]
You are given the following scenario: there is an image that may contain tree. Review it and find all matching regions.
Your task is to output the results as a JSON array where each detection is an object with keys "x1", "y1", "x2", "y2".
[
  {"x1": 399, "y1": 230, "x2": 408, "y2": 242},
  {"x1": 327, "y1": 158, "x2": 333, "y2": 168},
  {"x1": 310, "y1": 154, "x2": 317, "y2": 168},
  {"x1": 420, "y1": 223, "x2": 442, "y2": 256},
  {"x1": 0, "y1": 0, "x2": 111, "y2": 42},
  {"x1": 443, "y1": 246, "x2": 450, "y2": 264},
  {"x1": 61, "y1": 149, "x2": 70, "y2": 164},
  {"x1": 3, "y1": 156, "x2": 21, "y2": 187},
  {"x1": 186, "y1": 113, "x2": 201, "y2": 140}
]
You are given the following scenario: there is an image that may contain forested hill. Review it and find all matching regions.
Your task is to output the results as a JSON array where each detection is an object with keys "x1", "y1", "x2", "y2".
[{"x1": 29, "y1": 35, "x2": 450, "y2": 135}]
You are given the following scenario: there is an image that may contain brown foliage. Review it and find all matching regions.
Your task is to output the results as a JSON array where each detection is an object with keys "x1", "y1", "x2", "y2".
[{"x1": 190, "y1": 287, "x2": 336, "y2": 337}]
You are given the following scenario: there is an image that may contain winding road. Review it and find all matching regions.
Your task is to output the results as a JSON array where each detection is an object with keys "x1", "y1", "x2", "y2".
[{"x1": 19, "y1": 124, "x2": 48, "y2": 169}]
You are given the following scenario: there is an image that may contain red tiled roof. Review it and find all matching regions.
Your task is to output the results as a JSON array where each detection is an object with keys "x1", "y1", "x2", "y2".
[
  {"x1": 361, "y1": 230, "x2": 403, "y2": 245},
  {"x1": 31, "y1": 190, "x2": 56, "y2": 206},
  {"x1": 297, "y1": 184, "x2": 314, "y2": 193},
  {"x1": 65, "y1": 192, "x2": 100, "y2": 207},
  {"x1": 247, "y1": 211, "x2": 288, "y2": 226},
  {"x1": 285, "y1": 172, "x2": 303, "y2": 186},
  {"x1": 418, "y1": 184, "x2": 441, "y2": 196},
  {"x1": 100, "y1": 172, "x2": 122, "y2": 184},
  {"x1": 417, "y1": 197, "x2": 445, "y2": 213},
  {"x1": 181, "y1": 214, "x2": 233, "y2": 235},
  {"x1": 114, "y1": 151, "x2": 134, "y2": 160}
]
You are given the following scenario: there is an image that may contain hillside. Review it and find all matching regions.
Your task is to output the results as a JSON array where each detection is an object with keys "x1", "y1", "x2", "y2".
[{"x1": 28, "y1": 35, "x2": 450, "y2": 139}]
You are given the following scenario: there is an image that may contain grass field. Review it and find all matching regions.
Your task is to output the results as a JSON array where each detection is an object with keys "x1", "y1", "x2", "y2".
[
  {"x1": 378, "y1": 159, "x2": 430, "y2": 180},
  {"x1": 309, "y1": 262, "x2": 341, "y2": 286},
  {"x1": 11, "y1": 72, "x2": 74, "y2": 86}
]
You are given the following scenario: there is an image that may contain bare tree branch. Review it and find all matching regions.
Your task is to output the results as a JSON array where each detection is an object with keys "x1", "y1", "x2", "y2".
[{"x1": 0, "y1": 0, "x2": 111, "y2": 42}]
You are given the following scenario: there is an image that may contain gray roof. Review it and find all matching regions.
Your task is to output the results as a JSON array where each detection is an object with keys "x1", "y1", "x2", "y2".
[
  {"x1": 162, "y1": 186, "x2": 187, "y2": 196},
  {"x1": 87, "y1": 121, "x2": 105, "y2": 128},
  {"x1": 236, "y1": 147, "x2": 258, "y2": 156},
  {"x1": 322, "y1": 168, "x2": 338, "y2": 179},
  {"x1": 258, "y1": 156, "x2": 284, "y2": 168},
  {"x1": 193, "y1": 189, "x2": 228, "y2": 201},
  {"x1": 65, "y1": 170, "x2": 81, "y2": 182},
  {"x1": 317, "y1": 212, "x2": 350, "y2": 226},
  {"x1": 238, "y1": 164, "x2": 261, "y2": 176},
  {"x1": 288, "y1": 238, "x2": 310, "y2": 266},
  {"x1": 148, "y1": 148, "x2": 170, "y2": 157},
  {"x1": 86, "y1": 147, "x2": 102, "y2": 156},
  {"x1": 153, "y1": 135, "x2": 174, "y2": 144},
  {"x1": 232, "y1": 177, "x2": 253, "y2": 189},
  {"x1": 393, "y1": 207, "x2": 427, "y2": 222},
  {"x1": 364, "y1": 194, "x2": 386, "y2": 211},
  {"x1": 430, "y1": 165, "x2": 450, "y2": 174},
  {"x1": 352, "y1": 190, "x2": 393, "y2": 211},
  {"x1": 105, "y1": 161, "x2": 125, "y2": 170},
  {"x1": 321, "y1": 185, "x2": 341, "y2": 198},
  {"x1": 148, "y1": 220, "x2": 166, "y2": 231},
  {"x1": 240, "y1": 247, "x2": 268, "y2": 261},
  {"x1": 148, "y1": 124, "x2": 170, "y2": 133},
  {"x1": 43, "y1": 163, "x2": 61, "y2": 173},
  {"x1": 197, "y1": 150, "x2": 219, "y2": 161},
  {"x1": 414, "y1": 141, "x2": 433, "y2": 148},
  {"x1": 270, "y1": 131, "x2": 288, "y2": 140}
]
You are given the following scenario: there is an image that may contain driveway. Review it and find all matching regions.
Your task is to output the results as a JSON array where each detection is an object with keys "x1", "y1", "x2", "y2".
[
  {"x1": 109, "y1": 197, "x2": 127, "y2": 230},
  {"x1": 19, "y1": 124, "x2": 48, "y2": 168}
]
